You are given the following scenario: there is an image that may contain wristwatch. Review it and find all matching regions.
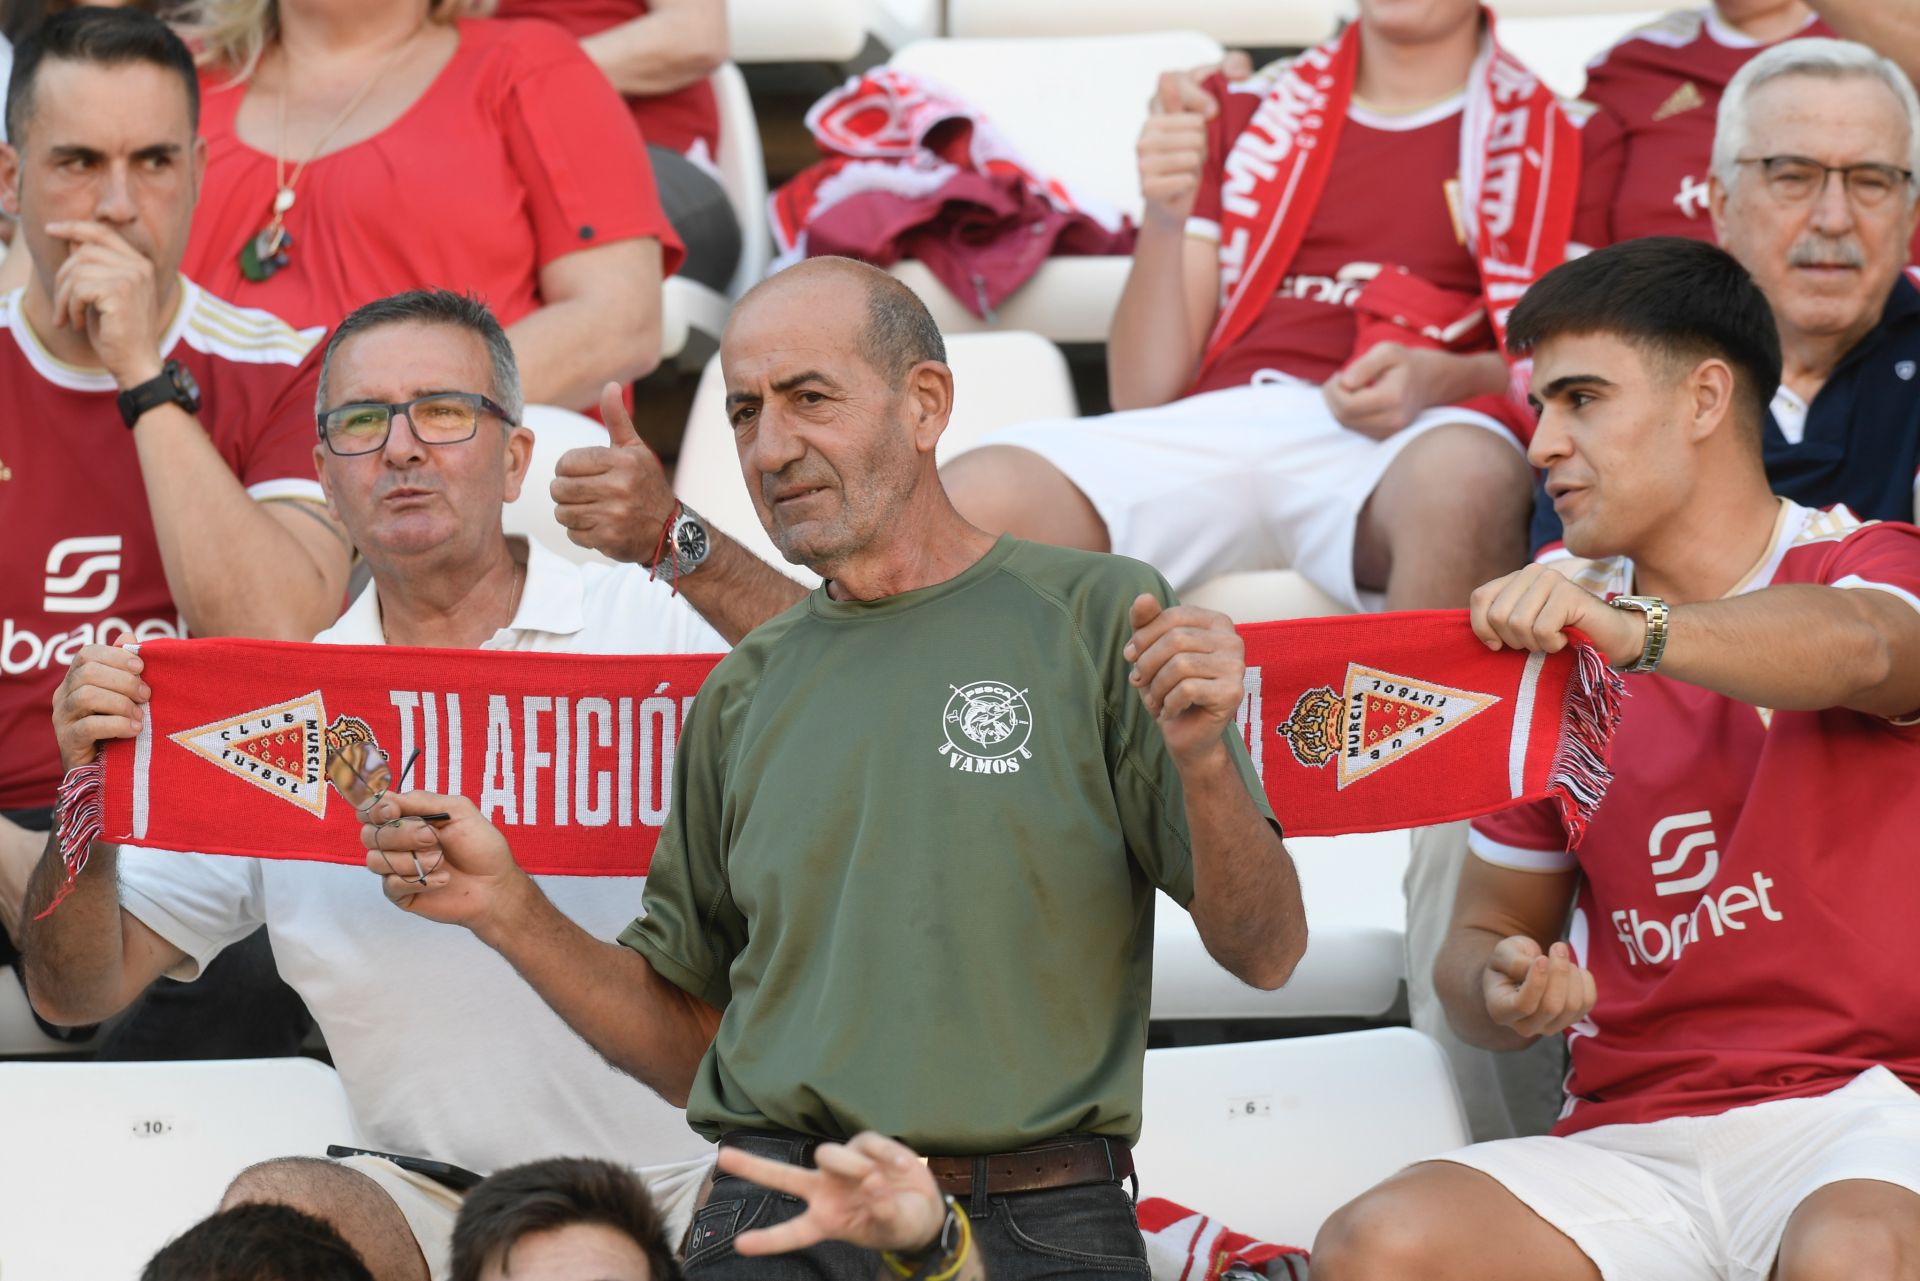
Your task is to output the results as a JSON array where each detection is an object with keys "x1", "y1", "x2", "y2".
[
  {"x1": 1606, "y1": 595, "x2": 1669, "y2": 674},
  {"x1": 882, "y1": 1195, "x2": 968, "y2": 1280},
  {"x1": 117, "y1": 360, "x2": 201, "y2": 430},
  {"x1": 658, "y1": 504, "x2": 713, "y2": 578}
]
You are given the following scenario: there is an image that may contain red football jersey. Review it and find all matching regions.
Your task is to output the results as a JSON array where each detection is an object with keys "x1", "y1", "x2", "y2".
[
  {"x1": 1470, "y1": 501, "x2": 1920, "y2": 1135},
  {"x1": 182, "y1": 19, "x2": 683, "y2": 335},
  {"x1": 1188, "y1": 90, "x2": 1485, "y2": 394},
  {"x1": 492, "y1": 0, "x2": 721, "y2": 158},
  {"x1": 1573, "y1": 8, "x2": 1835, "y2": 246},
  {"x1": 0, "y1": 280, "x2": 326, "y2": 811}
]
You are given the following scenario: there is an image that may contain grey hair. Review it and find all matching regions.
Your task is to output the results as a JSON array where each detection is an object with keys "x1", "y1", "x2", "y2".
[
  {"x1": 316, "y1": 289, "x2": 524, "y2": 425},
  {"x1": 1712, "y1": 37, "x2": 1920, "y2": 198}
]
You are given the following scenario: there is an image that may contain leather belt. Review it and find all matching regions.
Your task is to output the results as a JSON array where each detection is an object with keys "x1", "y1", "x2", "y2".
[{"x1": 718, "y1": 1131, "x2": 1133, "y2": 1198}]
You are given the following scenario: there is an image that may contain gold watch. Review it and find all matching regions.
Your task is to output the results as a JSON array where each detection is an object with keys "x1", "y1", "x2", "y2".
[{"x1": 1606, "y1": 595, "x2": 1669, "y2": 673}]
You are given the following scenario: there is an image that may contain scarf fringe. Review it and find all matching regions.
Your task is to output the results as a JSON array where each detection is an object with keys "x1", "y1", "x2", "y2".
[
  {"x1": 1545, "y1": 640, "x2": 1626, "y2": 848},
  {"x1": 35, "y1": 758, "x2": 104, "y2": 921}
]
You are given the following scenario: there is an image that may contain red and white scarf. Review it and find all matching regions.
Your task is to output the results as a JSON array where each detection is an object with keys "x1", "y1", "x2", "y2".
[
  {"x1": 1195, "y1": 9, "x2": 1579, "y2": 387},
  {"x1": 43, "y1": 614, "x2": 1620, "y2": 914}
]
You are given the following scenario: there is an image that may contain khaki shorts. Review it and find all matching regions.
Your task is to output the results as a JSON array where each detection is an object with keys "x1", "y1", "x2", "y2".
[{"x1": 342, "y1": 1153, "x2": 714, "y2": 1281}]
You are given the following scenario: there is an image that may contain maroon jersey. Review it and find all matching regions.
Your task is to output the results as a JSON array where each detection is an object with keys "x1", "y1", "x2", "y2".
[
  {"x1": 1471, "y1": 502, "x2": 1920, "y2": 1135},
  {"x1": 1188, "y1": 90, "x2": 1485, "y2": 394},
  {"x1": 492, "y1": 0, "x2": 721, "y2": 158},
  {"x1": 0, "y1": 280, "x2": 325, "y2": 810},
  {"x1": 1573, "y1": 7, "x2": 1834, "y2": 246}
]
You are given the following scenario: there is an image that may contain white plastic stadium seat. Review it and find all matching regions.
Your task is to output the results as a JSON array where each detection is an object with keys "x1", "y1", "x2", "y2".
[
  {"x1": 883, "y1": 31, "x2": 1223, "y2": 340},
  {"x1": 1152, "y1": 826, "x2": 1410, "y2": 1021},
  {"x1": 1135, "y1": 1029, "x2": 1470, "y2": 1246},
  {"x1": 948, "y1": 0, "x2": 1338, "y2": 48},
  {"x1": 1486, "y1": 3, "x2": 1667, "y2": 99},
  {"x1": 868, "y1": 0, "x2": 943, "y2": 51},
  {"x1": 503, "y1": 404, "x2": 618, "y2": 568},
  {"x1": 675, "y1": 330, "x2": 1079, "y2": 584},
  {"x1": 0, "y1": 1058, "x2": 362, "y2": 1279},
  {"x1": 659, "y1": 62, "x2": 772, "y2": 362},
  {"x1": 727, "y1": 0, "x2": 868, "y2": 63}
]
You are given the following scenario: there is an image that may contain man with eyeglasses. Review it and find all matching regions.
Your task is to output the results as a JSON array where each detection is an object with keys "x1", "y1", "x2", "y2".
[
  {"x1": 22, "y1": 289, "x2": 804, "y2": 1281},
  {"x1": 1534, "y1": 36, "x2": 1920, "y2": 562}
]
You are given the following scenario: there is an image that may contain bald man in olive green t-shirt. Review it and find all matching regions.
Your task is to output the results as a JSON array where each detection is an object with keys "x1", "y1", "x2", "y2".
[{"x1": 362, "y1": 258, "x2": 1308, "y2": 1279}]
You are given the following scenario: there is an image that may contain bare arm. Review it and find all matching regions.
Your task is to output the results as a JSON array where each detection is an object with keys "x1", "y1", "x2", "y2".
[
  {"x1": 361, "y1": 791, "x2": 720, "y2": 1106},
  {"x1": 18, "y1": 643, "x2": 190, "y2": 1025},
  {"x1": 580, "y1": 0, "x2": 729, "y2": 98},
  {"x1": 1809, "y1": 0, "x2": 1920, "y2": 91},
  {"x1": 1435, "y1": 851, "x2": 1586, "y2": 1052},
  {"x1": 552, "y1": 384, "x2": 806, "y2": 643},
  {"x1": 1126, "y1": 595, "x2": 1305, "y2": 989},
  {"x1": 1472, "y1": 565, "x2": 1920, "y2": 720},
  {"x1": 1107, "y1": 74, "x2": 1222, "y2": 411},
  {"x1": 133, "y1": 415, "x2": 352, "y2": 639},
  {"x1": 511, "y1": 238, "x2": 665, "y2": 412},
  {"x1": 48, "y1": 221, "x2": 349, "y2": 641},
  {"x1": 1655, "y1": 584, "x2": 1920, "y2": 719}
]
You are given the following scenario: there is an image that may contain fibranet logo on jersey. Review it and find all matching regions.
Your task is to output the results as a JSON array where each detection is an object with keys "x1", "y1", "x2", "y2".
[
  {"x1": 3, "y1": 536, "x2": 186, "y2": 677},
  {"x1": 1611, "y1": 809, "x2": 1784, "y2": 965}
]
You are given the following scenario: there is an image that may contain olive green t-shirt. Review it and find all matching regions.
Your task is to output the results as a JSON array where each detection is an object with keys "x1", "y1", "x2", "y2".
[{"x1": 619, "y1": 536, "x2": 1270, "y2": 1152}]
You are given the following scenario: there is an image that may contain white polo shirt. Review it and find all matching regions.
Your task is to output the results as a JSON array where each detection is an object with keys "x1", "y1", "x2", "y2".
[{"x1": 118, "y1": 538, "x2": 726, "y2": 1182}]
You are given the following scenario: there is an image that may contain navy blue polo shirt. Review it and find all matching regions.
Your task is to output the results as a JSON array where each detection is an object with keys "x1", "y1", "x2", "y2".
[{"x1": 1532, "y1": 273, "x2": 1920, "y2": 554}]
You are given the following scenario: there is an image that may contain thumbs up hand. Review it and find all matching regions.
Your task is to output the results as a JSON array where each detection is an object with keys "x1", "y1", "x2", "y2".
[
  {"x1": 551, "y1": 381, "x2": 679, "y2": 565},
  {"x1": 1138, "y1": 70, "x2": 1218, "y2": 227}
]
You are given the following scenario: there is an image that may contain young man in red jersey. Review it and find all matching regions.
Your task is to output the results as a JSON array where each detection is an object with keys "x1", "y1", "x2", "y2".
[
  {"x1": 1314, "y1": 236, "x2": 1920, "y2": 1281},
  {"x1": 1572, "y1": 0, "x2": 1919, "y2": 250},
  {"x1": 943, "y1": 0, "x2": 1575, "y2": 614},
  {"x1": 0, "y1": 8, "x2": 348, "y2": 1053}
]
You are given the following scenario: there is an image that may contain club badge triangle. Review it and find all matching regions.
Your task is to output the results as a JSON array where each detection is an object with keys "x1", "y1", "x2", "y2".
[
  {"x1": 1279, "y1": 663, "x2": 1500, "y2": 789},
  {"x1": 170, "y1": 691, "x2": 330, "y2": 817}
]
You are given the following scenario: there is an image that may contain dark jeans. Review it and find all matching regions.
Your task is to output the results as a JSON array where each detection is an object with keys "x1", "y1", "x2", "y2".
[
  {"x1": 651, "y1": 143, "x2": 741, "y2": 292},
  {"x1": 2, "y1": 804, "x2": 312, "y2": 1058},
  {"x1": 684, "y1": 1134, "x2": 1150, "y2": 1280}
]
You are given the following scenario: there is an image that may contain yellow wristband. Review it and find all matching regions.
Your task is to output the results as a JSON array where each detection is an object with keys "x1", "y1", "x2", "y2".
[{"x1": 882, "y1": 1197, "x2": 970, "y2": 1280}]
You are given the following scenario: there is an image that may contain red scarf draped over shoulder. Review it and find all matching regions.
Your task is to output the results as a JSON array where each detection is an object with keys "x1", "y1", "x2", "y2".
[{"x1": 1193, "y1": 10, "x2": 1579, "y2": 394}]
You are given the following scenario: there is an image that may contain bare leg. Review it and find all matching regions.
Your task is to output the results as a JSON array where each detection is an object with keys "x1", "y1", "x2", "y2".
[
  {"x1": 1313, "y1": 1161, "x2": 1603, "y2": 1281},
  {"x1": 223, "y1": 1157, "x2": 429, "y2": 1281},
  {"x1": 941, "y1": 445, "x2": 1111, "y2": 552},
  {"x1": 1774, "y1": 1179, "x2": 1920, "y2": 1281},
  {"x1": 1354, "y1": 424, "x2": 1534, "y2": 611}
]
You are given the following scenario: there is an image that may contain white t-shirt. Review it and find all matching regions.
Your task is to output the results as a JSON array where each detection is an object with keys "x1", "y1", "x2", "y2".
[{"x1": 117, "y1": 538, "x2": 726, "y2": 1178}]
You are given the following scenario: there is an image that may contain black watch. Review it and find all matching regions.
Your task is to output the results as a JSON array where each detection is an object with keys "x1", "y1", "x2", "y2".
[{"x1": 117, "y1": 359, "x2": 201, "y2": 430}]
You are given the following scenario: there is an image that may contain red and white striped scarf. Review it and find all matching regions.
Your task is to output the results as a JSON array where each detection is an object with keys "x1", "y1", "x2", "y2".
[{"x1": 1195, "y1": 9, "x2": 1579, "y2": 387}]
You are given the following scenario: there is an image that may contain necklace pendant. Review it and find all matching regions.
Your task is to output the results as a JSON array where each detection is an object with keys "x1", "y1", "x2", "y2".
[
  {"x1": 272, "y1": 187, "x2": 296, "y2": 215},
  {"x1": 238, "y1": 226, "x2": 293, "y2": 283}
]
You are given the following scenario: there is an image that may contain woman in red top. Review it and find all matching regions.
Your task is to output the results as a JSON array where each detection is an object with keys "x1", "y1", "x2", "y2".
[
  {"x1": 180, "y1": 0, "x2": 684, "y2": 411},
  {"x1": 478, "y1": 0, "x2": 740, "y2": 290}
]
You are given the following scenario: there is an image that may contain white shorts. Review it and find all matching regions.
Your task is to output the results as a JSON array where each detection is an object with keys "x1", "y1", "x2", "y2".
[
  {"x1": 343, "y1": 1152, "x2": 712, "y2": 1281},
  {"x1": 1431, "y1": 1066, "x2": 1920, "y2": 1281},
  {"x1": 982, "y1": 380, "x2": 1517, "y2": 610}
]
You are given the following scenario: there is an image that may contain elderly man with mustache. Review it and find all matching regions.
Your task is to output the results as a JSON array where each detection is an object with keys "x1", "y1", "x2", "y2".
[{"x1": 1533, "y1": 36, "x2": 1920, "y2": 561}]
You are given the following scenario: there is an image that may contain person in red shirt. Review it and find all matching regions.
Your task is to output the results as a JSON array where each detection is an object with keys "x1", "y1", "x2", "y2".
[
  {"x1": 474, "y1": 0, "x2": 739, "y2": 293},
  {"x1": 1573, "y1": 0, "x2": 1920, "y2": 252},
  {"x1": 177, "y1": 0, "x2": 684, "y2": 413},
  {"x1": 1313, "y1": 237, "x2": 1920, "y2": 1281},
  {"x1": 943, "y1": 0, "x2": 1544, "y2": 615},
  {"x1": 0, "y1": 8, "x2": 346, "y2": 1052}
]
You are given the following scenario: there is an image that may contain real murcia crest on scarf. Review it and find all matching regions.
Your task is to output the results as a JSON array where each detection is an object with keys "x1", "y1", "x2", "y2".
[
  {"x1": 940, "y1": 679, "x2": 1033, "y2": 774},
  {"x1": 171, "y1": 692, "x2": 331, "y2": 816},
  {"x1": 1279, "y1": 664, "x2": 1500, "y2": 788}
]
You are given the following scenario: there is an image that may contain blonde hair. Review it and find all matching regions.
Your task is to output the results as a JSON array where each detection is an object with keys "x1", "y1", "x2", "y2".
[{"x1": 184, "y1": 0, "x2": 461, "y2": 82}]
